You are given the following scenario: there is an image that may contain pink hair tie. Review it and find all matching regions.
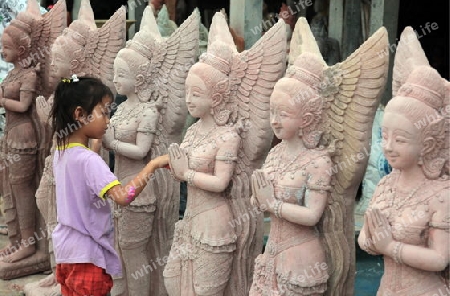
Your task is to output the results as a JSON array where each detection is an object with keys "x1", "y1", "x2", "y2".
[{"x1": 125, "y1": 186, "x2": 136, "y2": 204}]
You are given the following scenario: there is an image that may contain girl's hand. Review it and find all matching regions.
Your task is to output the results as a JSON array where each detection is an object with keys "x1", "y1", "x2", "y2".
[
  {"x1": 168, "y1": 143, "x2": 189, "y2": 181},
  {"x1": 366, "y1": 208, "x2": 394, "y2": 254},
  {"x1": 252, "y1": 170, "x2": 275, "y2": 212},
  {"x1": 151, "y1": 154, "x2": 170, "y2": 169}
]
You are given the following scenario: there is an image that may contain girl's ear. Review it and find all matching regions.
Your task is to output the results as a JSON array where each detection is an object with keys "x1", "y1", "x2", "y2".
[{"x1": 73, "y1": 106, "x2": 86, "y2": 122}]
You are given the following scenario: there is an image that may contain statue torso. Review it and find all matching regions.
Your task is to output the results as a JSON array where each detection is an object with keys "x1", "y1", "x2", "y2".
[
  {"x1": 370, "y1": 170, "x2": 450, "y2": 295},
  {"x1": 1, "y1": 67, "x2": 37, "y2": 149}
]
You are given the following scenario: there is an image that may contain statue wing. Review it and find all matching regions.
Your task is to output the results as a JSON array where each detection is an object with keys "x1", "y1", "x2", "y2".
[
  {"x1": 234, "y1": 19, "x2": 287, "y2": 175},
  {"x1": 317, "y1": 27, "x2": 389, "y2": 295},
  {"x1": 323, "y1": 26, "x2": 388, "y2": 194},
  {"x1": 225, "y1": 19, "x2": 286, "y2": 295},
  {"x1": 31, "y1": 0, "x2": 67, "y2": 98},
  {"x1": 89, "y1": 6, "x2": 126, "y2": 93},
  {"x1": 154, "y1": 8, "x2": 199, "y2": 145},
  {"x1": 392, "y1": 26, "x2": 429, "y2": 97},
  {"x1": 288, "y1": 17, "x2": 325, "y2": 66}
]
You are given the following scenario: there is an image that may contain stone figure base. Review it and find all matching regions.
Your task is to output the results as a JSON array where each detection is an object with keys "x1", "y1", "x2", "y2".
[
  {"x1": 23, "y1": 276, "x2": 61, "y2": 296},
  {"x1": 0, "y1": 250, "x2": 50, "y2": 279}
]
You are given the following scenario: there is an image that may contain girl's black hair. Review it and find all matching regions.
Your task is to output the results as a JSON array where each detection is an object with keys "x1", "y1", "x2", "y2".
[{"x1": 51, "y1": 76, "x2": 113, "y2": 148}]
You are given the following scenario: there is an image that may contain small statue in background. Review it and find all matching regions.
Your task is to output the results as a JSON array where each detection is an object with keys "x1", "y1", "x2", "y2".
[
  {"x1": 358, "y1": 26, "x2": 449, "y2": 296},
  {"x1": 165, "y1": 12, "x2": 286, "y2": 296},
  {"x1": 24, "y1": 0, "x2": 126, "y2": 294},
  {"x1": 103, "y1": 6, "x2": 199, "y2": 296},
  {"x1": 0, "y1": 0, "x2": 65, "y2": 279},
  {"x1": 250, "y1": 17, "x2": 388, "y2": 296}
]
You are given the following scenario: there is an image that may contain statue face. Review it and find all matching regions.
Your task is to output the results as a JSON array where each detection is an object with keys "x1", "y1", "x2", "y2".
[
  {"x1": 113, "y1": 58, "x2": 136, "y2": 96},
  {"x1": 382, "y1": 112, "x2": 422, "y2": 171},
  {"x1": 51, "y1": 41, "x2": 72, "y2": 79},
  {"x1": 0, "y1": 33, "x2": 19, "y2": 63},
  {"x1": 185, "y1": 72, "x2": 211, "y2": 119},
  {"x1": 270, "y1": 88, "x2": 302, "y2": 140}
]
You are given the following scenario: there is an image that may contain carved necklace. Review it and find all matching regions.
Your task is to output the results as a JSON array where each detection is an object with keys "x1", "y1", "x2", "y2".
[
  {"x1": 382, "y1": 173, "x2": 427, "y2": 220},
  {"x1": 187, "y1": 123, "x2": 217, "y2": 156},
  {"x1": 110, "y1": 101, "x2": 145, "y2": 128},
  {"x1": 271, "y1": 142, "x2": 307, "y2": 181}
]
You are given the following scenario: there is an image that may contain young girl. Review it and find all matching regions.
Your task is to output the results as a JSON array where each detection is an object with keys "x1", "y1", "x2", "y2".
[{"x1": 50, "y1": 76, "x2": 169, "y2": 296}]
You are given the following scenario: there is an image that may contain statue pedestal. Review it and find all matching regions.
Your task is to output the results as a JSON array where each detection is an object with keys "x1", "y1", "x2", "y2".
[
  {"x1": 0, "y1": 250, "x2": 50, "y2": 280},
  {"x1": 23, "y1": 278, "x2": 61, "y2": 296}
]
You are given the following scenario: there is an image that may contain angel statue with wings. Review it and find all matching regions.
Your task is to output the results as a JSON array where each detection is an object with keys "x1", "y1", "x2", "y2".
[
  {"x1": 22, "y1": 0, "x2": 126, "y2": 294},
  {"x1": 102, "y1": 6, "x2": 199, "y2": 296},
  {"x1": 249, "y1": 18, "x2": 389, "y2": 296},
  {"x1": 358, "y1": 27, "x2": 449, "y2": 296},
  {"x1": 165, "y1": 12, "x2": 287, "y2": 296},
  {"x1": 0, "y1": 0, "x2": 65, "y2": 279}
]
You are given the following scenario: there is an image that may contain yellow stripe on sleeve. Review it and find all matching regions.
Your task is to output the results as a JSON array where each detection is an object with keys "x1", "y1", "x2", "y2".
[{"x1": 99, "y1": 180, "x2": 121, "y2": 199}]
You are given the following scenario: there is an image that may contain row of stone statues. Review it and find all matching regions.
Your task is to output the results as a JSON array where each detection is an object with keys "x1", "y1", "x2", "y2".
[{"x1": 0, "y1": 0, "x2": 447, "y2": 295}]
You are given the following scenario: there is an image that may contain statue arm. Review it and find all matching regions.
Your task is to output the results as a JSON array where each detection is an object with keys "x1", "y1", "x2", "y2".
[
  {"x1": 1, "y1": 71, "x2": 36, "y2": 113},
  {"x1": 279, "y1": 156, "x2": 331, "y2": 226},
  {"x1": 185, "y1": 132, "x2": 240, "y2": 193},
  {"x1": 113, "y1": 107, "x2": 158, "y2": 160}
]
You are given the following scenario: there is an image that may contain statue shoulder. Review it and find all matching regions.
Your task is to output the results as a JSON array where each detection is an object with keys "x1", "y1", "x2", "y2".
[{"x1": 217, "y1": 125, "x2": 240, "y2": 145}]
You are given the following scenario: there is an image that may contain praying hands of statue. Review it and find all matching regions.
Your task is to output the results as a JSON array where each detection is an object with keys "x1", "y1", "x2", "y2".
[
  {"x1": 102, "y1": 126, "x2": 115, "y2": 150},
  {"x1": 168, "y1": 143, "x2": 189, "y2": 181},
  {"x1": 360, "y1": 213, "x2": 379, "y2": 255},
  {"x1": 365, "y1": 208, "x2": 394, "y2": 255},
  {"x1": 251, "y1": 170, "x2": 276, "y2": 212},
  {"x1": 36, "y1": 95, "x2": 53, "y2": 123}
]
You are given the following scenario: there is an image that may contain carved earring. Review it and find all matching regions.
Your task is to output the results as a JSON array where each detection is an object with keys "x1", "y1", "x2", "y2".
[
  {"x1": 418, "y1": 153, "x2": 423, "y2": 165},
  {"x1": 298, "y1": 128, "x2": 303, "y2": 137}
]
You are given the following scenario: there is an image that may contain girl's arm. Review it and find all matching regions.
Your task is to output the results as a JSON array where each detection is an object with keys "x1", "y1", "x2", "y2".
[
  {"x1": 106, "y1": 154, "x2": 169, "y2": 206},
  {"x1": 278, "y1": 156, "x2": 331, "y2": 227}
]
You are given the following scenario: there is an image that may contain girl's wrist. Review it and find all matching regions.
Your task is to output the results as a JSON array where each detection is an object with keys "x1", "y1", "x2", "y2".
[{"x1": 144, "y1": 161, "x2": 156, "y2": 179}]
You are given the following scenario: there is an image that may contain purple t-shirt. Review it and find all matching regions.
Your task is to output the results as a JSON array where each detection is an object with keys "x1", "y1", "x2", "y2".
[{"x1": 52, "y1": 143, "x2": 122, "y2": 276}]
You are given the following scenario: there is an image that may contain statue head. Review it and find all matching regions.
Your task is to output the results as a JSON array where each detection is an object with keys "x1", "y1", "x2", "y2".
[
  {"x1": 51, "y1": 23, "x2": 88, "y2": 79},
  {"x1": 2, "y1": 11, "x2": 34, "y2": 67},
  {"x1": 275, "y1": 52, "x2": 325, "y2": 148},
  {"x1": 113, "y1": 28, "x2": 160, "y2": 102},
  {"x1": 50, "y1": 0, "x2": 97, "y2": 79},
  {"x1": 383, "y1": 66, "x2": 448, "y2": 179},
  {"x1": 186, "y1": 41, "x2": 238, "y2": 125}
]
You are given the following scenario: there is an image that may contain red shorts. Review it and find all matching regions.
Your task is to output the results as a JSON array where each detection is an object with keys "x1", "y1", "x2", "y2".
[{"x1": 56, "y1": 263, "x2": 113, "y2": 296}]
